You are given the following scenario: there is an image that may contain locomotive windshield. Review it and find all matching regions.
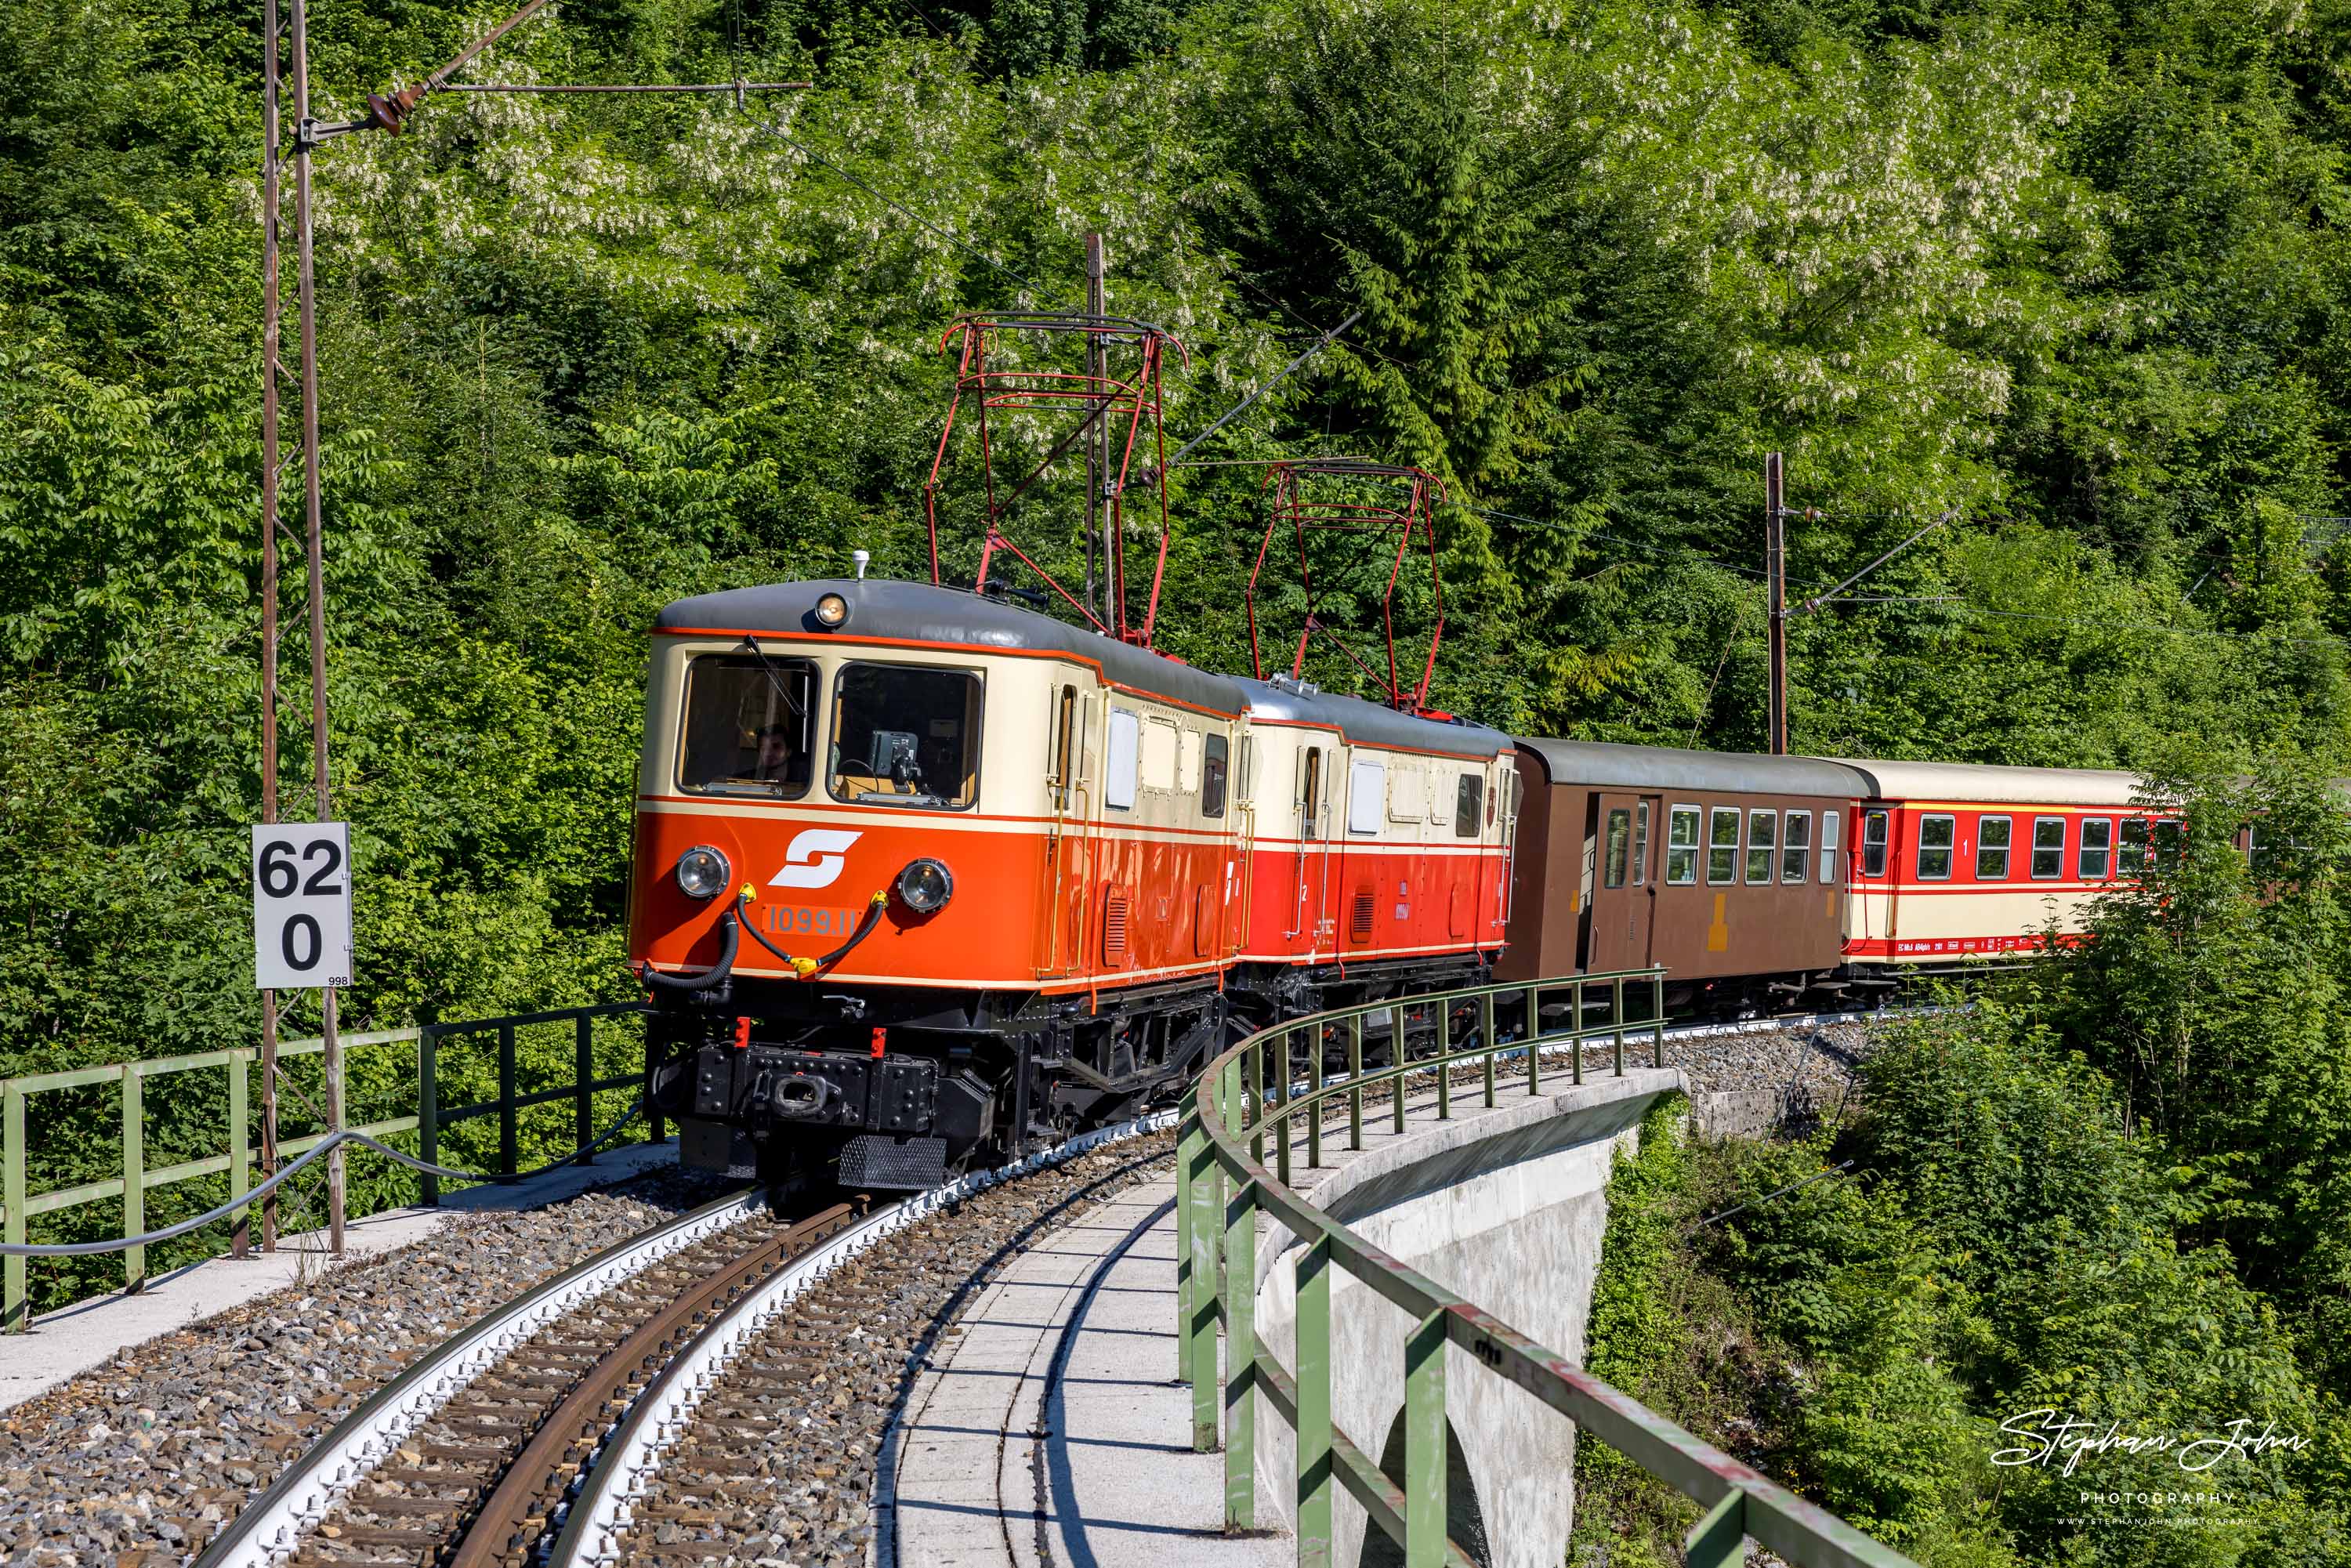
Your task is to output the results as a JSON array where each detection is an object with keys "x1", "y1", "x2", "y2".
[
  {"x1": 828, "y1": 663, "x2": 982, "y2": 809},
  {"x1": 677, "y1": 653, "x2": 817, "y2": 797}
]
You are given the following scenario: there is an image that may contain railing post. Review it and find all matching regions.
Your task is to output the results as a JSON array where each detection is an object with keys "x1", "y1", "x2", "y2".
[
  {"x1": 498, "y1": 1021, "x2": 519, "y2": 1175},
  {"x1": 1275, "y1": 1029, "x2": 1292, "y2": 1188},
  {"x1": 1686, "y1": 1490, "x2": 1747, "y2": 1568},
  {"x1": 1306, "y1": 1024, "x2": 1323, "y2": 1170},
  {"x1": 1296, "y1": 1233, "x2": 1333, "y2": 1567},
  {"x1": 1404, "y1": 1309, "x2": 1448, "y2": 1568},
  {"x1": 1480, "y1": 992, "x2": 1496, "y2": 1108},
  {"x1": 1654, "y1": 970, "x2": 1668, "y2": 1068},
  {"x1": 1613, "y1": 976, "x2": 1626, "y2": 1076},
  {"x1": 1176, "y1": 1085, "x2": 1196, "y2": 1383},
  {"x1": 229, "y1": 1050, "x2": 250, "y2": 1258},
  {"x1": 1525, "y1": 983, "x2": 1541, "y2": 1095},
  {"x1": 1434, "y1": 1002, "x2": 1450, "y2": 1121},
  {"x1": 4, "y1": 1079, "x2": 26, "y2": 1333},
  {"x1": 1346, "y1": 1015, "x2": 1364, "y2": 1151},
  {"x1": 573, "y1": 1012, "x2": 595, "y2": 1165},
  {"x1": 1389, "y1": 1005, "x2": 1407, "y2": 1135},
  {"x1": 1195, "y1": 1070, "x2": 1233, "y2": 1453},
  {"x1": 418, "y1": 1027, "x2": 440, "y2": 1208},
  {"x1": 121, "y1": 1066, "x2": 145, "y2": 1295},
  {"x1": 1223, "y1": 1172, "x2": 1258, "y2": 1530},
  {"x1": 1571, "y1": 980, "x2": 1585, "y2": 1085},
  {"x1": 1250, "y1": 1035, "x2": 1266, "y2": 1169},
  {"x1": 643, "y1": 1012, "x2": 666, "y2": 1147}
]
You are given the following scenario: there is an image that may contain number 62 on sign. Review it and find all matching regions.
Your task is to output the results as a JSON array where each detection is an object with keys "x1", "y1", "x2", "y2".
[{"x1": 252, "y1": 823, "x2": 354, "y2": 990}]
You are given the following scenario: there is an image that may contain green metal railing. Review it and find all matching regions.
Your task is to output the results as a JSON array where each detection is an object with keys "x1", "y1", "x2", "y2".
[
  {"x1": 3, "y1": 1002, "x2": 654, "y2": 1332},
  {"x1": 1174, "y1": 969, "x2": 1914, "y2": 1568}
]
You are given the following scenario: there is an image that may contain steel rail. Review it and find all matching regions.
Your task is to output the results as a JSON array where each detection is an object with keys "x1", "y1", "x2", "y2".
[
  {"x1": 192, "y1": 1183, "x2": 770, "y2": 1568},
  {"x1": 444, "y1": 1203, "x2": 857, "y2": 1568},
  {"x1": 1181, "y1": 976, "x2": 1925, "y2": 1568},
  {"x1": 545, "y1": 1107, "x2": 1179, "y2": 1567}
]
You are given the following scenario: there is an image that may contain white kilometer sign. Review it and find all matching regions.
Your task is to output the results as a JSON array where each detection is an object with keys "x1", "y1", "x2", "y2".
[{"x1": 252, "y1": 822, "x2": 354, "y2": 989}]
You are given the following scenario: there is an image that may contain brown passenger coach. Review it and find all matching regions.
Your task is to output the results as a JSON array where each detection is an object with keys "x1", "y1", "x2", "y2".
[{"x1": 1498, "y1": 741, "x2": 1870, "y2": 1009}]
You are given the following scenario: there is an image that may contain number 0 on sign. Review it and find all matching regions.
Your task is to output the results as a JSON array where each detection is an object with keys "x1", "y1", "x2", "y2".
[{"x1": 252, "y1": 823, "x2": 354, "y2": 989}]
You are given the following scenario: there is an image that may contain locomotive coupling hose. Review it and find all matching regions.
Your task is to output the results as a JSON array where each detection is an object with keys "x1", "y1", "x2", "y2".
[{"x1": 636, "y1": 908, "x2": 739, "y2": 992}]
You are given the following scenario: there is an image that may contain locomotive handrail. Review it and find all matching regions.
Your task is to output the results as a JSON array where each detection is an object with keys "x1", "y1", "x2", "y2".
[
  {"x1": 2, "y1": 1001, "x2": 657, "y2": 1333},
  {"x1": 1176, "y1": 970, "x2": 1917, "y2": 1568}
]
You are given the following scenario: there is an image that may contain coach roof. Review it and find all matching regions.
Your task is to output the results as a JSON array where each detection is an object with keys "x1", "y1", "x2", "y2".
[
  {"x1": 656, "y1": 578, "x2": 1245, "y2": 714},
  {"x1": 1835, "y1": 757, "x2": 2144, "y2": 806},
  {"x1": 1516, "y1": 738, "x2": 1870, "y2": 798},
  {"x1": 1235, "y1": 677, "x2": 1512, "y2": 758}
]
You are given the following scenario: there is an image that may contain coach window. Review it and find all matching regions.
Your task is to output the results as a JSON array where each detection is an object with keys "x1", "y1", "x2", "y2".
[
  {"x1": 679, "y1": 653, "x2": 817, "y2": 799},
  {"x1": 2118, "y1": 818, "x2": 2149, "y2": 875},
  {"x1": 1820, "y1": 810, "x2": 1842, "y2": 884},
  {"x1": 1782, "y1": 811, "x2": 1810, "y2": 883},
  {"x1": 828, "y1": 663, "x2": 981, "y2": 809},
  {"x1": 2154, "y1": 817, "x2": 2184, "y2": 870},
  {"x1": 1202, "y1": 734, "x2": 1229, "y2": 818},
  {"x1": 1604, "y1": 809, "x2": 1632, "y2": 888},
  {"x1": 1667, "y1": 806, "x2": 1700, "y2": 885},
  {"x1": 1861, "y1": 809, "x2": 1889, "y2": 877},
  {"x1": 1708, "y1": 806, "x2": 1741, "y2": 885},
  {"x1": 2079, "y1": 817, "x2": 2112, "y2": 879},
  {"x1": 1632, "y1": 802, "x2": 1651, "y2": 884},
  {"x1": 2032, "y1": 817, "x2": 2066, "y2": 879},
  {"x1": 1454, "y1": 774, "x2": 1483, "y2": 838},
  {"x1": 1105, "y1": 708, "x2": 1139, "y2": 810},
  {"x1": 1976, "y1": 816, "x2": 2012, "y2": 880},
  {"x1": 1745, "y1": 810, "x2": 1776, "y2": 885},
  {"x1": 1917, "y1": 814, "x2": 1955, "y2": 879},
  {"x1": 1349, "y1": 759, "x2": 1386, "y2": 835}
]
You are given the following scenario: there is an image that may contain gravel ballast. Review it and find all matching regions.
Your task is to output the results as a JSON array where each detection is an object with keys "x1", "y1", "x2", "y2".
[{"x1": 0, "y1": 1166, "x2": 730, "y2": 1567}]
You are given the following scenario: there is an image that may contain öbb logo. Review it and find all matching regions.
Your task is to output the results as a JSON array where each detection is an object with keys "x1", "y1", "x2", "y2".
[{"x1": 771, "y1": 829, "x2": 862, "y2": 889}]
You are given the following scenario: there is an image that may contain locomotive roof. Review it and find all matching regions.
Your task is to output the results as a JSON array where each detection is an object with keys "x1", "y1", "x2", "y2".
[
  {"x1": 1834, "y1": 757, "x2": 2145, "y2": 806},
  {"x1": 655, "y1": 578, "x2": 1244, "y2": 714},
  {"x1": 1233, "y1": 678, "x2": 1512, "y2": 759},
  {"x1": 1515, "y1": 738, "x2": 1869, "y2": 798}
]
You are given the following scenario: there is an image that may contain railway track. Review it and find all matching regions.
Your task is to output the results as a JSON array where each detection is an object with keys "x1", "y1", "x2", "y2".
[{"x1": 194, "y1": 1114, "x2": 1175, "y2": 1568}]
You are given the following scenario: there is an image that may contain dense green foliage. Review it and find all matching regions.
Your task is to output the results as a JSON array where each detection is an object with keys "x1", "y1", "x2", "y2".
[{"x1": 1577, "y1": 1005, "x2": 2351, "y2": 1567}]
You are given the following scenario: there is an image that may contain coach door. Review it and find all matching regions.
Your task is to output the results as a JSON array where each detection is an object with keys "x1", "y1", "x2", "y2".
[
  {"x1": 1038, "y1": 682, "x2": 1089, "y2": 979},
  {"x1": 1586, "y1": 792, "x2": 1659, "y2": 971},
  {"x1": 1288, "y1": 743, "x2": 1331, "y2": 957}
]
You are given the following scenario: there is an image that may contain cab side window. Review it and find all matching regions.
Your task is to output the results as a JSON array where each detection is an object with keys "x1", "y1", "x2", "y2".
[
  {"x1": 1105, "y1": 708, "x2": 1139, "y2": 811},
  {"x1": 1454, "y1": 775, "x2": 1483, "y2": 838},
  {"x1": 1202, "y1": 734, "x2": 1229, "y2": 818}
]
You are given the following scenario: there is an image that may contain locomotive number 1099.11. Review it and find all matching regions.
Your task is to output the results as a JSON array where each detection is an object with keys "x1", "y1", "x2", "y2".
[{"x1": 764, "y1": 903, "x2": 859, "y2": 938}]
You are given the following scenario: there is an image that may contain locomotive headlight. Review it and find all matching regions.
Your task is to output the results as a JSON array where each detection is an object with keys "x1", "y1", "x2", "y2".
[
  {"x1": 676, "y1": 846, "x2": 731, "y2": 901},
  {"x1": 813, "y1": 592, "x2": 850, "y2": 628},
  {"x1": 896, "y1": 857, "x2": 954, "y2": 914}
]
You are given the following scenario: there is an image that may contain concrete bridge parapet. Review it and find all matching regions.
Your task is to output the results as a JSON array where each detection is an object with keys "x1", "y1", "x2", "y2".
[{"x1": 1251, "y1": 1067, "x2": 1686, "y2": 1568}]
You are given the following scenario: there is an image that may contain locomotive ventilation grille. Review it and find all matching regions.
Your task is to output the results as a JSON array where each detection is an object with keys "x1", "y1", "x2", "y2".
[
  {"x1": 1350, "y1": 887, "x2": 1376, "y2": 942},
  {"x1": 1103, "y1": 891, "x2": 1129, "y2": 964}
]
